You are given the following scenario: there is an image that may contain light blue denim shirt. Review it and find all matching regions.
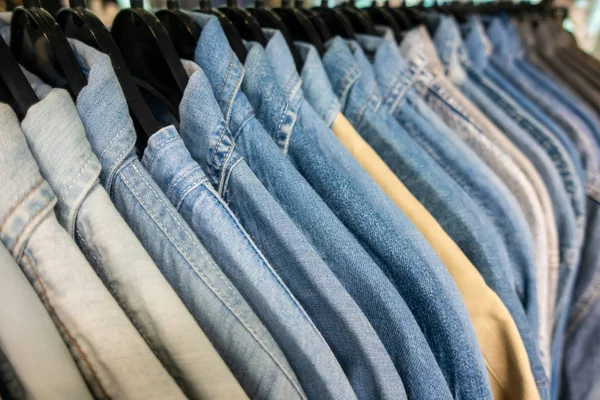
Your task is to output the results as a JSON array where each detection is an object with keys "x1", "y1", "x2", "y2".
[
  {"x1": 19, "y1": 53, "x2": 247, "y2": 400},
  {"x1": 0, "y1": 103, "x2": 186, "y2": 400},
  {"x1": 141, "y1": 61, "x2": 352, "y2": 400},
  {"x1": 321, "y1": 37, "x2": 492, "y2": 400},
  {"x1": 0, "y1": 240, "x2": 92, "y2": 400},
  {"x1": 256, "y1": 30, "x2": 453, "y2": 400},
  {"x1": 67, "y1": 33, "x2": 305, "y2": 400},
  {"x1": 189, "y1": 13, "x2": 407, "y2": 400}
]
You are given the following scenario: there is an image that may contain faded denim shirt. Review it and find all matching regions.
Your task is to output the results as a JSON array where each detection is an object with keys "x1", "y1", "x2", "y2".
[
  {"x1": 68, "y1": 33, "x2": 304, "y2": 400},
  {"x1": 0, "y1": 103, "x2": 186, "y2": 400},
  {"x1": 142, "y1": 60, "x2": 352, "y2": 400}
]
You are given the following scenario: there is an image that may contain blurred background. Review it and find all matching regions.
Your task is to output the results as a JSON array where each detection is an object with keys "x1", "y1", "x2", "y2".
[{"x1": 3, "y1": 0, "x2": 600, "y2": 58}]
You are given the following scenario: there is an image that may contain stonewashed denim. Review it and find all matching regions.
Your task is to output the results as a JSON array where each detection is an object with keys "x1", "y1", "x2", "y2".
[
  {"x1": 399, "y1": 28, "x2": 544, "y2": 327},
  {"x1": 190, "y1": 15, "x2": 407, "y2": 400},
  {"x1": 561, "y1": 189, "x2": 600, "y2": 400},
  {"x1": 20, "y1": 65, "x2": 247, "y2": 400},
  {"x1": 0, "y1": 241, "x2": 92, "y2": 400},
  {"x1": 69, "y1": 36, "x2": 305, "y2": 400},
  {"x1": 429, "y1": 14, "x2": 558, "y2": 370},
  {"x1": 141, "y1": 75, "x2": 353, "y2": 400},
  {"x1": 400, "y1": 27, "x2": 550, "y2": 397},
  {"x1": 322, "y1": 37, "x2": 492, "y2": 400},
  {"x1": 260, "y1": 31, "x2": 453, "y2": 400},
  {"x1": 0, "y1": 104, "x2": 186, "y2": 400}
]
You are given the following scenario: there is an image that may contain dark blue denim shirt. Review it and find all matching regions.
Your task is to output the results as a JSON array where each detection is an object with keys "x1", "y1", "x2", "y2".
[
  {"x1": 257, "y1": 30, "x2": 454, "y2": 400},
  {"x1": 321, "y1": 37, "x2": 492, "y2": 400},
  {"x1": 187, "y1": 13, "x2": 414, "y2": 400}
]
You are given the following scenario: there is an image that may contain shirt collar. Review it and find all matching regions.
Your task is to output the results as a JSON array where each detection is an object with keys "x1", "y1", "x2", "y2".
[
  {"x1": 243, "y1": 41, "x2": 299, "y2": 154},
  {"x1": 263, "y1": 28, "x2": 303, "y2": 111},
  {"x1": 190, "y1": 13, "x2": 246, "y2": 131},
  {"x1": 321, "y1": 37, "x2": 361, "y2": 110},
  {"x1": 21, "y1": 88, "x2": 101, "y2": 235},
  {"x1": 461, "y1": 16, "x2": 491, "y2": 73},
  {"x1": 178, "y1": 58, "x2": 241, "y2": 191},
  {"x1": 69, "y1": 39, "x2": 137, "y2": 193},
  {"x1": 400, "y1": 26, "x2": 444, "y2": 76},
  {"x1": 295, "y1": 41, "x2": 340, "y2": 128}
]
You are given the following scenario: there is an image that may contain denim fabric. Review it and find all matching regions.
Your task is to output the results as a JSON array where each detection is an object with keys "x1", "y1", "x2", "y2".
[
  {"x1": 69, "y1": 36, "x2": 305, "y2": 400},
  {"x1": 434, "y1": 17, "x2": 562, "y2": 327},
  {"x1": 0, "y1": 104, "x2": 186, "y2": 400},
  {"x1": 461, "y1": 18, "x2": 586, "y2": 398},
  {"x1": 191, "y1": 14, "x2": 406, "y2": 400},
  {"x1": 141, "y1": 76, "x2": 351, "y2": 400},
  {"x1": 432, "y1": 15, "x2": 560, "y2": 313},
  {"x1": 561, "y1": 189, "x2": 600, "y2": 400},
  {"x1": 322, "y1": 37, "x2": 493, "y2": 400},
  {"x1": 261, "y1": 31, "x2": 454, "y2": 400},
  {"x1": 483, "y1": 27, "x2": 585, "y2": 187},
  {"x1": 21, "y1": 63, "x2": 247, "y2": 400},
  {"x1": 399, "y1": 28, "x2": 544, "y2": 325},
  {"x1": 0, "y1": 241, "x2": 92, "y2": 400},
  {"x1": 400, "y1": 26, "x2": 551, "y2": 397},
  {"x1": 428, "y1": 14, "x2": 556, "y2": 371}
]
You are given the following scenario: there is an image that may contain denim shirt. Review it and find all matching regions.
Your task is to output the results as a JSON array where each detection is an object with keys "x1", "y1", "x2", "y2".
[
  {"x1": 321, "y1": 37, "x2": 492, "y2": 400},
  {"x1": 190, "y1": 14, "x2": 410, "y2": 400},
  {"x1": 68, "y1": 33, "x2": 305, "y2": 400},
  {"x1": 260, "y1": 31, "x2": 453, "y2": 400},
  {"x1": 141, "y1": 63, "x2": 355, "y2": 400},
  {"x1": 0, "y1": 104, "x2": 186, "y2": 400}
]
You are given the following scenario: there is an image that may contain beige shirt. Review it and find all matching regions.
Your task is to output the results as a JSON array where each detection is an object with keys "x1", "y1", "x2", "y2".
[{"x1": 332, "y1": 113, "x2": 541, "y2": 400}]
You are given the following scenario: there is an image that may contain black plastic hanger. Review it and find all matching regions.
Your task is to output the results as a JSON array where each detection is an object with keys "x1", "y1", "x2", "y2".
[
  {"x1": 0, "y1": 35, "x2": 38, "y2": 121},
  {"x1": 274, "y1": 0, "x2": 325, "y2": 56},
  {"x1": 57, "y1": 0, "x2": 159, "y2": 145},
  {"x1": 156, "y1": 0, "x2": 201, "y2": 61},
  {"x1": 11, "y1": 0, "x2": 87, "y2": 99},
  {"x1": 111, "y1": 0, "x2": 188, "y2": 120},
  {"x1": 337, "y1": 0, "x2": 377, "y2": 35},
  {"x1": 364, "y1": 1, "x2": 402, "y2": 42},
  {"x1": 295, "y1": 0, "x2": 332, "y2": 44},
  {"x1": 312, "y1": 0, "x2": 356, "y2": 40},
  {"x1": 218, "y1": 0, "x2": 267, "y2": 46},
  {"x1": 387, "y1": 2, "x2": 414, "y2": 31},
  {"x1": 248, "y1": 0, "x2": 303, "y2": 70},
  {"x1": 193, "y1": 0, "x2": 248, "y2": 63}
]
